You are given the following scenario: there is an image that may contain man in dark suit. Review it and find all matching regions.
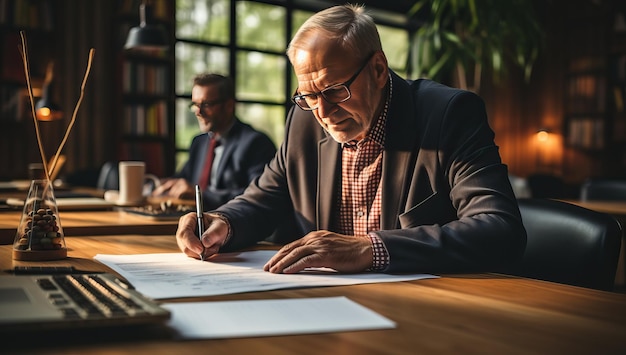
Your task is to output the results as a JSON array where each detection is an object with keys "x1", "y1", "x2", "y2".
[
  {"x1": 152, "y1": 74, "x2": 276, "y2": 209},
  {"x1": 176, "y1": 5, "x2": 527, "y2": 274}
]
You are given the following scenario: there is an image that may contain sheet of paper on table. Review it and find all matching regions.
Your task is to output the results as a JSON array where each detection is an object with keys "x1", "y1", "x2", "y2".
[
  {"x1": 94, "y1": 250, "x2": 438, "y2": 299},
  {"x1": 164, "y1": 296, "x2": 396, "y2": 339}
]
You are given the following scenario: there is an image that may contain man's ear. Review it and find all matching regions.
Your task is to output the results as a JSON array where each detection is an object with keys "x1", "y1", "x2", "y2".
[
  {"x1": 371, "y1": 51, "x2": 389, "y2": 89},
  {"x1": 225, "y1": 98, "x2": 236, "y2": 113}
]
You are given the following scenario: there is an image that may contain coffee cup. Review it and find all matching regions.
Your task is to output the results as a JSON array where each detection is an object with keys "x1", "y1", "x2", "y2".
[{"x1": 116, "y1": 161, "x2": 160, "y2": 206}]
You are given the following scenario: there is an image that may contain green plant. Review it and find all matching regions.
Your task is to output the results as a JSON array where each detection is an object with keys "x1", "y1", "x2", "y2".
[{"x1": 408, "y1": 0, "x2": 544, "y2": 93}]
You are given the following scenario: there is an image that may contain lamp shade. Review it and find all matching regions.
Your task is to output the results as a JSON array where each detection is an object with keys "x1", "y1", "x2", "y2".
[{"x1": 124, "y1": 3, "x2": 168, "y2": 50}]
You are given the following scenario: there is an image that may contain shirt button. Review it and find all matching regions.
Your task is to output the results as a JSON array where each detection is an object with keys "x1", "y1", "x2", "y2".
[{"x1": 357, "y1": 211, "x2": 365, "y2": 217}]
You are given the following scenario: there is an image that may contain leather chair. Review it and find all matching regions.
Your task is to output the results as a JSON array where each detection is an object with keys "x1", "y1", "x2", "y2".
[
  {"x1": 580, "y1": 178, "x2": 626, "y2": 201},
  {"x1": 96, "y1": 161, "x2": 119, "y2": 190},
  {"x1": 514, "y1": 198, "x2": 622, "y2": 291}
]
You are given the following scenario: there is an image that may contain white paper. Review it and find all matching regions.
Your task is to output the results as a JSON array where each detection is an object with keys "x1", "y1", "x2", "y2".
[
  {"x1": 94, "y1": 250, "x2": 437, "y2": 299},
  {"x1": 164, "y1": 296, "x2": 395, "y2": 339}
]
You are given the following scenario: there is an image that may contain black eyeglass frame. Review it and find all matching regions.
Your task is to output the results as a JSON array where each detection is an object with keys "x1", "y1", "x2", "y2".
[
  {"x1": 291, "y1": 53, "x2": 375, "y2": 111},
  {"x1": 189, "y1": 99, "x2": 226, "y2": 112}
]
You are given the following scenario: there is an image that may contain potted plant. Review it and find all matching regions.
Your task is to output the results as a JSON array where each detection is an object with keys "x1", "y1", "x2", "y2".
[{"x1": 407, "y1": 0, "x2": 544, "y2": 93}]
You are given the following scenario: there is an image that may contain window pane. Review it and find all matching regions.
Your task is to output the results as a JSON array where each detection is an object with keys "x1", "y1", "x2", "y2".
[
  {"x1": 292, "y1": 9, "x2": 313, "y2": 37},
  {"x1": 175, "y1": 98, "x2": 202, "y2": 152},
  {"x1": 236, "y1": 51, "x2": 285, "y2": 102},
  {"x1": 176, "y1": 0, "x2": 230, "y2": 44},
  {"x1": 237, "y1": 103, "x2": 285, "y2": 147},
  {"x1": 377, "y1": 25, "x2": 408, "y2": 76},
  {"x1": 175, "y1": 151, "x2": 189, "y2": 173},
  {"x1": 175, "y1": 42, "x2": 229, "y2": 94},
  {"x1": 236, "y1": 1, "x2": 286, "y2": 52}
]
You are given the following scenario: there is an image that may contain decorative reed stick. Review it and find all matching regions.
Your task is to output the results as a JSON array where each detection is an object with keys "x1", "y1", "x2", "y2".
[
  {"x1": 20, "y1": 31, "x2": 50, "y2": 180},
  {"x1": 19, "y1": 31, "x2": 95, "y2": 181}
]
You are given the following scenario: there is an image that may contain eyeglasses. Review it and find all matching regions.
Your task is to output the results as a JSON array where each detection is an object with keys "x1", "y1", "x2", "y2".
[
  {"x1": 291, "y1": 53, "x2": 374, "y2": 111},
  {"x1": 189, "y1": 99, "x2": 225, "y2": 112}
]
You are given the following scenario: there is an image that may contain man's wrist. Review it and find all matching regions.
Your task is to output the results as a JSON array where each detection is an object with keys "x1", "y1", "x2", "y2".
[{"x1": 207, "y1": 212, "x2": 232, "y2": 246}]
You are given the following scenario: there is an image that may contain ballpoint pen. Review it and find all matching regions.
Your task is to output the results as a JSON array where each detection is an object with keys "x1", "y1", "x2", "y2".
[{"x1": 195, "y1": 185, "x2": 205, "y2": 261}]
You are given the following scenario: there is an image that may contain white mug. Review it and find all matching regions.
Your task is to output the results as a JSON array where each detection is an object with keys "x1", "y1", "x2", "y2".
[
  {"x1": 104, "y1": 161, "x2": 161, "y2": 206},
  {"x1": 117, "y1": 161, "x2": 160, "y2": 206}
]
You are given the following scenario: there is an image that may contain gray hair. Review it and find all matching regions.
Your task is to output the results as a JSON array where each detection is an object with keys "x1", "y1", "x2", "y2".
[{"x1": 287, "y1": 4, "x2": 382, "y2": 63}]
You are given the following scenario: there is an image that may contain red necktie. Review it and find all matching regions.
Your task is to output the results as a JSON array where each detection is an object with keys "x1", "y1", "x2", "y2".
[{"x1": 198, "y1": 136, "x2": 219, "y2": 190}]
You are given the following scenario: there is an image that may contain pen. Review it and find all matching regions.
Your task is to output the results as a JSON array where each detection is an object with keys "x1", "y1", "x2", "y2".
[{"x1": 195, "y1": 185, "x2": 205, "y2": 261}]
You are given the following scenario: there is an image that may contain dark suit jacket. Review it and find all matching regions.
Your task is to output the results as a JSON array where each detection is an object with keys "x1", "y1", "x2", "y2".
[
  {"x1": 216, "y1": 73, "x2": 527, "y2": 273},
  {"x1": 176, "y1": 118, "x2": 276, "y2": 210}
]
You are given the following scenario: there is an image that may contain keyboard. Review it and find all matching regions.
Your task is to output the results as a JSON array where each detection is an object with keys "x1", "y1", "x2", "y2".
[{"x1": 0, "y1": 273, "x2": 171, "y2": 332}]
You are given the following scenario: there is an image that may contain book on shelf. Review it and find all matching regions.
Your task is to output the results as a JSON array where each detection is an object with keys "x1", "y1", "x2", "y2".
[
  {"x1": 123, "y1": 61, "x2": 169, "y2": 95},
  {"x1": 567, "y1": 118, "x2": 605, "y2": 150},
  {"x1": 123, "y1": 102, "x2": 168, "y2": 137},
  {"x1": 118, "y1": 141, "x2": 166, "y2": 177}
]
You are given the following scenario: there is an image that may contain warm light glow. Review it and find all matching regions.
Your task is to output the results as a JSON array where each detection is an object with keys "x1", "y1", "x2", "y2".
[
  {"x1": 36, "y1": 107, "x2": 62, "y2": 121},
  {"x1": 38, "y1": 107, "x2": 50, "y2": 117},
  {"x1": 537, "y1": 130, "x2": 549, "y2": 143}
]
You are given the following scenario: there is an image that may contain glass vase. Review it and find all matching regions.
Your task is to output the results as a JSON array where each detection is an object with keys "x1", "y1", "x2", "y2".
[{"x1": 12, "y1": 179, "x2": 67, "y2": 261}]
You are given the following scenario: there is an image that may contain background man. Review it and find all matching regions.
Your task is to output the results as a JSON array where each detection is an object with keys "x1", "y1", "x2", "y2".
[{"x1": 153, "y1": 74, "x2": 276, "y2": 209}]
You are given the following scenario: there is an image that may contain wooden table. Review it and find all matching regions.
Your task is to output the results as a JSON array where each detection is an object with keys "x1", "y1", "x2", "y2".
[
  {"x1": 0, "y1": 187, "x2": 193, "y2": 244},
  {"x1": 1, "y1": 234, "x2": 625, "y2": 354},
  {"x1": 0, "y1": 210, "x2": 181, "y2": 245}
]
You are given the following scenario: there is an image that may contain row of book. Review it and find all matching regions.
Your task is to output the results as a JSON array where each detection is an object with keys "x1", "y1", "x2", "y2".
[
  {"x1": 117, "y1": 141, "x2": 166, "y2": 178},
  {"x1": 118, "y1": 0, "x2": 172, "y2": 20},
  {"x1": 0, "y1": 0, "x2": 54, "y2": 30},
  {"x1": 567, "y1": 75, "x2": 606, "y2": 113},
  {"x1": 122, "y1": 61, "x2": 169, "y2": 95},
  {"x1": 567, "y1": 118, "x2": 605, "y2": 150},
  {"x1": 122, "y1": 101, "x2": 169, "y2": 137}
]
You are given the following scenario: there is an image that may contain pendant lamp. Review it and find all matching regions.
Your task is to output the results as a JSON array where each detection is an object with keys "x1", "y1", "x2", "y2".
[{"x1": 124, "y1": 2, "x2": 168, "y2": 51}]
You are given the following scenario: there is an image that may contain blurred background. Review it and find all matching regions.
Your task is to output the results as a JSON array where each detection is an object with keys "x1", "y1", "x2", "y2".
[{"x1": 0, "y1": 0, "x2": 624, "y2": 200}]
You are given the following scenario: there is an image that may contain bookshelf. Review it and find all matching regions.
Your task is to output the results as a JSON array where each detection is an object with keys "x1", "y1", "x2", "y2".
[
  {"x1": 115, "y1": 0, "x2": 175, "y2": 177},
  {"x1": 0, "y1": 0, "x2": 56, "y2": 179},
  {"x1": 607, "y1": 5, "x2": 626, "y2": 173},
  {"x1": 563, "y1": 1, "x2": 626, "y2": 178}
]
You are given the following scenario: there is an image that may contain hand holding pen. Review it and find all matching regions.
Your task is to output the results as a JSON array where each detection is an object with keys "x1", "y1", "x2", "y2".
[{"x1": 195, "y1": 185, "x2": 206, "y2": 261}]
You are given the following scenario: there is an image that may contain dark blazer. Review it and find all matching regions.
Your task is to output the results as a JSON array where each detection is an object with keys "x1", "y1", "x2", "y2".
[
  {"x1": 176, "y1": 118, "x2": 276, "y2": 210},
  {"x1": 216, "y1": 73, "x2": 527, "y2": 273}
]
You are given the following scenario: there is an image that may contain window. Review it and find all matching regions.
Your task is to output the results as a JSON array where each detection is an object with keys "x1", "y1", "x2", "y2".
[{"x1": 175, "y1": 0, "x2": 409, "y2": 171}]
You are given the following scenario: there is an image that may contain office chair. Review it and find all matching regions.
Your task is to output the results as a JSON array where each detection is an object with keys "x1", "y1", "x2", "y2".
[
  {"x1": 580, "y1": 178, "x2": 626, "y2": 201},
  {"x1": 514, "y1": 198, "x2": 622, "y2": 291},
  {"x1": 96, "y1": 161, "x2": 119, "y2": 190}
]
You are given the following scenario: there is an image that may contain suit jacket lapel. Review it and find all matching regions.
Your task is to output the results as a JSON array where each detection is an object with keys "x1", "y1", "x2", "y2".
[
  {"x1": 381, "y1": 72, "x2": 419, "y2": 230},
  {"x1": 317, "y1": 135, "x2": 340, "y2": 230}
]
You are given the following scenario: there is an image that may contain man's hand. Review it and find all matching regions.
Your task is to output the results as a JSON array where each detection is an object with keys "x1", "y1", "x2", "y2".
[
  {"x1": 263, "y1": 230, "x2": 373, "y2": 273},
  {"x1": 176, "y1": 212, "x2": 229, "y2": 260},
  {"x1": 152, "y1": 178, "x2": 194, "y2": 199}
]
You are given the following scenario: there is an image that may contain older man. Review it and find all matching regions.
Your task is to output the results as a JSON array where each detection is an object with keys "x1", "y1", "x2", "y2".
[{"x1": 176, "y1": 5, "x2": 526, "y2": 274}]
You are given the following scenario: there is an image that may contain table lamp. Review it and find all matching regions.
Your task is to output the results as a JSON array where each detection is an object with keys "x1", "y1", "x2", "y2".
[{"x1": 35, "y1": 62, "x2": 63, "y2": 121}]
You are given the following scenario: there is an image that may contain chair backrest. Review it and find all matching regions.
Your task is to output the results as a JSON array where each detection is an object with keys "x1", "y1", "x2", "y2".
[
  {"x1": 580, "y1": 178, "x2": 626, "y2": 201},
  {"x1": 96, "y1": 161, "x2": 119, "y2": 190},
  {"x1": 515, "y1": 198, "x2": 622, "y2": 291}
]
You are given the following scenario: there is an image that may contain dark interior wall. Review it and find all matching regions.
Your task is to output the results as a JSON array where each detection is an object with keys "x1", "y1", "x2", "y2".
[
  {"x1": 7, "y1": 0, "x2": 616, "y2": 188},
  {"x1": 55, "y1": 0, "x2": 116, "y2": 176}
]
